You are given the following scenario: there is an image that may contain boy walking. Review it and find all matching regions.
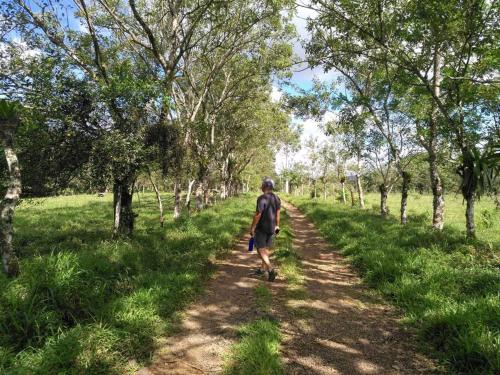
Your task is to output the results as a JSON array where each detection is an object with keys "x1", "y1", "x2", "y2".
[{"x1": 250, "y1": 177, "x2": 281, "y2": 282}]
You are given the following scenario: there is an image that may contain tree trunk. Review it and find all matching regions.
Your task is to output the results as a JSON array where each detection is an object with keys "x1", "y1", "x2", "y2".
[
  {"x1": 203, "y1": 186, "x2": 210, "y2": 206},
  {"x1": 429, "y1": 46, "x2": 445, "y2": 230},
  {"x1": 465, "y1": 194, "x2": 475, "y2": 238},
  {"x1": 0, "y1": 126, "x2": 21, "y2": 277},
  {"x1": 185, "y1": 179, "x2": 196, "y2": 214},
  {"x1": 400, "y1": 172, "x2": 411, "y2": 225},
  {"x1": 350, "y1": 189, "x2": 355, "y2": 207},
  {"x1": 380, "y1": 184, "x2": 389, "y2": 218},
  {"x1": 461, "y1": 151, "x2": 477, "y2": 238},
  {"x1": 173, "y1": 178, "x2": 181, "y2": 219},
  {"x1": 323, "y1": 181, "x2": 327, "y2": 199},
  {"x1": 429, "y1": 152, "x2": 445, "y2": 230},
  {"x1": 220, "y1": 182, "x2": 227, "y2": 200},
  {"x1": 195, "y1": 182, "x2": 203, "y2": 210},
  {"x1": 113, "y1": 178, "x2": 135, "y2": 236},
  {"x1": 355, "y1": 173, "x2": 365, "y2": 208},
  {"x1": 341, "y1": 182, "x2": 346, "y2": 204},
  {"x1": 285, "y1": 179, "x2": 290, "y2": 194},
  {"x1": 147, "y1": 169, "x2": 164, "y2": 226}
]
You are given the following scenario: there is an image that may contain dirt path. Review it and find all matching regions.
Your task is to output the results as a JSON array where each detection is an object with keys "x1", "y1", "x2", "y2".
[
  {"x1": 136, "y1": 234, "x2": 281, "y2": 375},
  {"x1": 277, "y1": 202, "x2": 436, "y2": 375},
  {"x1": 137, "y1": 202, "x2": 437, "y2": 375}
]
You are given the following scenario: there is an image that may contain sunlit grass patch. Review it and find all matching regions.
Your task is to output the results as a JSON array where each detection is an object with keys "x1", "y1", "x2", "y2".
[
  {"x1": 224, "y1": 318, "x2": 283, "y2": 375},
  {"x1": 254, "y1": 283, "x2": 273, "y2": 313},
  {"x1": 274, "y1": 210, "x2": 307, "y2": 301},
  {"x1": 0, "y1": 193, "x2": 255, "y2": 374}
]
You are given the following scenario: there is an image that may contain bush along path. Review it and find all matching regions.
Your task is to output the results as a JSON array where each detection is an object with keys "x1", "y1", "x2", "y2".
[{"x1": 138, "y1": 203, "x2": 438, "y2": 374}]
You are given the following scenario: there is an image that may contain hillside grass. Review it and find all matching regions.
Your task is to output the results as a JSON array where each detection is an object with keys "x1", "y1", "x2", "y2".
[
  {"x1": 0, "y1": 193, "x2": 254, "y2": 374},
  {"x1": 285, "y1": 192, "x2": 499, "y2": 375}
]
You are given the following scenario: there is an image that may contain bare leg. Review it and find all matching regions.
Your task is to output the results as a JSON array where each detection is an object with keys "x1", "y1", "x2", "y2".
[{"x1": 257, "y1": 247, "x2": 272, "y2": 271}]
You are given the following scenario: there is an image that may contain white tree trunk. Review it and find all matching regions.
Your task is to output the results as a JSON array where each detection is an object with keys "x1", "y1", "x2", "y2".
[
  {"x1": 430, "y1": 47, "x2": 445, "y2": 230},
  {"x1": 147, "y1": 169, "x2": 164, "y2": 226},
  {"x1": 0, "y1": 126, "x2": 21, "y2": 276},
  {"x1": 114, "y1": 185, "x2": 122, "y2": 232},
  {"x1": 355, "y1": 173, "x2": 365, "y2": 208},
  {"x1": 113, "y1": 178, "x2": 135, "y2": 235},
  {"x1": 173, "y1": 178, "x2": 181, "y2": 218},
  {"x1": 185, "y1": 179, "x2": 196, "y2": 213},
  {"x1": 195, "y1": 182, "x2": 203, "y2": 210},
  {"x1": 380, "y1": 184, "x2": 389, "y2": 218},
  {"x1": 400, "y1": 172, "x2": 411, "y2": 225}
]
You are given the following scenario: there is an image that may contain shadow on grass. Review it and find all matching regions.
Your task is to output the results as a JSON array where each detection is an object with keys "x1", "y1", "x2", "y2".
[{"x1": 0, "y1": 194, "x2": 254, "y2": 374}]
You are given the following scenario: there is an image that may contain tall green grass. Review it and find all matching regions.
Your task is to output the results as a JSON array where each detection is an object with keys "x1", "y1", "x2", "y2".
[
  {"x1": 286, "y1": 193, "x2": 499, "y2": 375},
  {"x1": 0, "y1": 193, "x2": 254, "y2": 374}
]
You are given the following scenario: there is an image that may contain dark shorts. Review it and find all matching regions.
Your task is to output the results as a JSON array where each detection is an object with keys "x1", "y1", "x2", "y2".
[{"x1": 254, "y1": 230, "x2": 273, "y2": 249}]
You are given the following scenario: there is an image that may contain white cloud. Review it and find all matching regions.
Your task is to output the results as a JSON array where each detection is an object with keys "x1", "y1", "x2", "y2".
[
  {"x1": 288, "y1": 0, "x2": 339, "y2": 86},
  {"x1": 274, "y1": 2, "x2": 340, "y2": 173},
  {"x1": 270, "y1": 85, "x2": 283, "y2": 103},
  {"x1": 276, "y1": 111, "x2": 335, "y2": 173}
]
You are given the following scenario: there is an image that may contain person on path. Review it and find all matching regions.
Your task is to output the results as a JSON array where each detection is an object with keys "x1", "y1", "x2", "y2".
[{"x1": 250, "y1": 177, "x2": 281, "y2": 282}]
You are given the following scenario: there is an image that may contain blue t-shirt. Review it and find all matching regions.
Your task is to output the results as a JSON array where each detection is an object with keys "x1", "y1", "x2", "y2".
[{"x1": 256, "y1": 192, "x2": 281, "y2": 235}]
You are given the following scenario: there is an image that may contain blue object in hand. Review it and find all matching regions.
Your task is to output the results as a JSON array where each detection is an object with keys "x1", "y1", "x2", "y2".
[{"x1": 248, "y1": 237, "x2": 255, "y2": 252}]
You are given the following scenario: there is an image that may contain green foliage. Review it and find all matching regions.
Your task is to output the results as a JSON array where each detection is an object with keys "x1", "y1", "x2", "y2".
[
  {"x1": 0, "y1": 100, "x2": 21, "y2": 123},
  {"x1": 459, "y1": 142, "x2": 500, "y2": 200},
  {"x1": 0, "y1": 193, "x2": 254, "y2": 374},
  {"x1": 286, "y1": 194, "x2": 499, "y2": 374}
]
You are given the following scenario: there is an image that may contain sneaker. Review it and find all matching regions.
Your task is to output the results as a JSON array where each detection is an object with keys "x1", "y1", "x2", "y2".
[
  {"x1": 254, "y1": 268, "x2": 264, "y2": 276},
  {"x1": 268, "y1": 269, "x2": 277, "y2": 282}
]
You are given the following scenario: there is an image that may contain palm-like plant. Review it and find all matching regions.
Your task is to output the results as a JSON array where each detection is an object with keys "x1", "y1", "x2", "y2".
[
  {"x1": 460, "y1": 142, "x2": 499, "y2": 200},
  {"x1": 0, "y1": 99, "x2": 21, "y2": 127},
  {"x1": 458, "y1": 140, "x2": 499, "y2": 237}
]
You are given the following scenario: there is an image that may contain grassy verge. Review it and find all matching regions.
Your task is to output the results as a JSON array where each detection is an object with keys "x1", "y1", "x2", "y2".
[
  {"x1": 285, "y1": 193, "x2": 499, "y2": 375},
  {"x1": 274, "y1": 209, "x2": 307, "y2": 301},
  {"x1": 224, "y1": 282, "x2": 282, "y2": 375},
  {"x1": 224, "y1": 209, "x2": 299, "y2": 375},
  {"x1": 0, "y1": 193, "x2": 254, "y2": 374}
]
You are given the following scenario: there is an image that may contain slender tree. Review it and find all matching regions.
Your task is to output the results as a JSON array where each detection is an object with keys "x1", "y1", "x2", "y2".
[{"x1": 0, "y1": 100, "x2": 21, "y2": 276}]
